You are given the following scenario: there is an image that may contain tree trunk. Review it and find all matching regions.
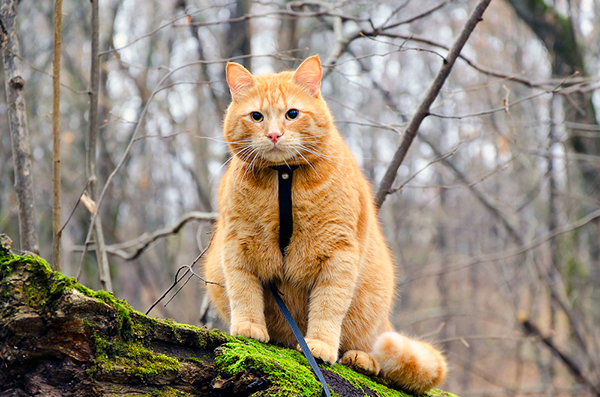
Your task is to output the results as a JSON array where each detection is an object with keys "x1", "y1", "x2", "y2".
[
  {"x1": 0, "y1": 235, "x2": 457, "y2": 397},
  {"x1": 0, "y1": 0, "x2": 39, "y2": 254},
  {"x1": 505, "y1": 0, "x2": 599, "y2": 186}
]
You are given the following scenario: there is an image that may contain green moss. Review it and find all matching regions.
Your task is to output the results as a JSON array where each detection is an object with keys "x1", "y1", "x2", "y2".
[
  {"x1": 328, "y1": 363, "x2": 402, "y2": 397},
  {"x1": 216, "y1": 338, "x2": 346, "y2": 397},
  {"x1": 93, "y1": 339, "x2": 180, "y2": 378},
  {"x1": 215, "y1": 337, "x2": 326, "y2": 396},
  {"x1": 132, "y1": 387, "x2": 192, "y2": 396},
  {"x1": 215, "y1": 336, "x2": 455, "y2": 397},
  {"x1": 149, "y1": 388, "x2": 193, "y2": 396},
  {"x1": 2, "y1": 250, "x2": 459, "y2": 397}
]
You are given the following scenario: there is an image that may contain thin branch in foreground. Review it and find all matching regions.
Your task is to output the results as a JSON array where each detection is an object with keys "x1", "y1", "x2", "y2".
[
  {"x1": 374, "y1": 0, "x2": 493, "y2": 209},
  {"x1": 389, "y1": 142, "x2": 461, "y2": 194},
  {"x1": 146, "y1": 241, "x2": 221, "y2": 316},
  {"x1": 59, "y1": 182, "x2": 91, "y2": 234}
]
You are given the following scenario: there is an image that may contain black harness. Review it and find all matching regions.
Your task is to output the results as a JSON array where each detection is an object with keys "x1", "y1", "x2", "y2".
[{"x1": 268, "y1": 164, "x2": 332, "y2": 397}]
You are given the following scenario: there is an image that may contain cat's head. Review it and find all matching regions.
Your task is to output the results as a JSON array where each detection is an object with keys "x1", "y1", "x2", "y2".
[{"x1": 223, "y1": 55, "x2": 333, "y2": 167}]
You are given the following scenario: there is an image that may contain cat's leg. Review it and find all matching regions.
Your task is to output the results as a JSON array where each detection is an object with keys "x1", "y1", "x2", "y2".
[
  {"x1": 223, "y1": 251, "x2": 270, "y2": 342},
  {"x1": 303, "y1": 251, "x2": 359, "y2": 364},
  {"x1": 371, "y1": 332, "x2": 447, "y2": 394},
  {"x1": 340, "y1": 350, "x2": 381, "y2": 376}
]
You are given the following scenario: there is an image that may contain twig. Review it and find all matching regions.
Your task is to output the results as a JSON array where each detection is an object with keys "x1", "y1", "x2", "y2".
[
  {"x1": 187, "y1": 9, "x2": 369, "y2": 28},
  {"x1": 11, "y1": 52, "x2": 88, "y2": 95},
  {"x1": 98, "y1": 1, "x2": 237, "y2": 56},
  {"x1": 374, "y1": 0, "x2": 493, "y2": 209},
  {"x1": 519, "y1": 316, "x2": 600, "y2": 397},
  {"x1": 59, "y1": 182, "x2": 90, "y2": 234},
  {"x1": 429, "y1": 73, "x2": 580, "y2": 120},
  {"x1": 400, "y1": 163, "x2": 511, "y2": 190},
  {"x1": 419, "y1": 134, "x2": 522, "y2": 245},
  {"x1": 359, "y1": 31, "x2": 597, "y2": 93},
  {"x1": 73, "y1": 211, "x2": 217, "y2": 260},
  {"x1": 380, "y1": 0, "x2": 452, "y2": 30},
  {"x1": 146, "y1": 241, "x2": 221, "y2": 316},
  {"x1": 404, "y1": 208, "x2": 600, "y2": 281},
  {"x1": 389, "y1": 142, "x2": 461, "y2": 194},
  {"x1": 52, "y1": 0, "x2": 63, "y2": 271}
]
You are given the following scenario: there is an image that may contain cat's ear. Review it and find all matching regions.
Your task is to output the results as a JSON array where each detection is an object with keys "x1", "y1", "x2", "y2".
[
  {"x1": 293, "y1": 55, "x2": 322, "y2": 96},
  {"x1": 226, "y1": 62, "x2": 256, "y2": 99}
]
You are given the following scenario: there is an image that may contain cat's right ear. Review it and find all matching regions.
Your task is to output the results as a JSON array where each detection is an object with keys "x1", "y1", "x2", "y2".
[
  {"x1": 293, "y1": 55, "x2": 322, "y2": 96},
  {"x1": 226, "y1": 62, "x2": 256, "y2": 100}
]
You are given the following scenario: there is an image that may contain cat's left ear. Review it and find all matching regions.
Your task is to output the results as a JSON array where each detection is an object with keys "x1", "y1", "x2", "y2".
[
  {"x1": 226, "y1": 62, "x2": 256, "y2": 100},
  {"x1": 293, "y1": 55, "x2": 322, "y2": 96}
]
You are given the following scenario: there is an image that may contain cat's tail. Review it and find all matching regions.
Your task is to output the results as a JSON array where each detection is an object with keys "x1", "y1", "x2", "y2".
[{"x1": 371, "y1": 332, "x2": 448, "y2": 395}]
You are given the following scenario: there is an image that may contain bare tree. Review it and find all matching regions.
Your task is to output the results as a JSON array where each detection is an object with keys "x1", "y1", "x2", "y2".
[
  {"x1": 1, "y1": 0, "x2": 38, "y2": 254},
  {"x1": 52, "y1": 0, "x2": 63, "y2": 271}
]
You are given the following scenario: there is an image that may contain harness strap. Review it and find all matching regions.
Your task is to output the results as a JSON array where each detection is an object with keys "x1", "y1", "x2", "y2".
[{"x1": 268, "y1": 164, "x2": 332, "y2": 397}]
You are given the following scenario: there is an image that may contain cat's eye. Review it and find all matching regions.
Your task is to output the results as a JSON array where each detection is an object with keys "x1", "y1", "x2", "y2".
[
  {"x1": 286, "y1": 109, "x2": 299, "y2": 120},
  {"x1": 250, "y1": 112, "x2": 264, "y2": 122}
]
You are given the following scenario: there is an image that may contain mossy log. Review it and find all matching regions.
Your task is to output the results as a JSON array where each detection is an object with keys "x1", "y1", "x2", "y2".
[{"x1": 0, "y1": 236, "x2": 459, "y2": 397}]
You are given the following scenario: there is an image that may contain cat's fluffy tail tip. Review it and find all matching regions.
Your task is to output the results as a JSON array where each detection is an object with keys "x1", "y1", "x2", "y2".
[{"x1": 371, "y1": 332, "x2": 448, "y2": 395}]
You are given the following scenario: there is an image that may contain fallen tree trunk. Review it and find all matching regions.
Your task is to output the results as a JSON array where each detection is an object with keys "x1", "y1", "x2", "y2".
[{"x1": 0, "y1": 235, "x2": 458, "y2": 397}]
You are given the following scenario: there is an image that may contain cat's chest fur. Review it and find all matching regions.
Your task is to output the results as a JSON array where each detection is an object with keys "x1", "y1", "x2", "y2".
[{"x1": 222, "y1": 163, "x2": 359, "y2": 285}]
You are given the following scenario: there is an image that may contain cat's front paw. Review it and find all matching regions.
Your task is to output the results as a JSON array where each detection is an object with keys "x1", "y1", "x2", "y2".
[
  {"x1": 301, "y1": 338, "x2": 338, "y2": 364},
  {"x1": 231, "y1": 321, "x2": 270, "y2": 343}
]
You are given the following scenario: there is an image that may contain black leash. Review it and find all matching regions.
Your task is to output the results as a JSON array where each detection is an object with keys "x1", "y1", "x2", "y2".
[{"x1": 268, "y1": 164, "x2": 332, "y2": 397}]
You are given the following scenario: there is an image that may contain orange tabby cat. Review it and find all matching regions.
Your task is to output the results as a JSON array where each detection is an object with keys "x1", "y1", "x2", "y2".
[{"x1": 203, "y1": 55, "x2": 447, "y2": 394}]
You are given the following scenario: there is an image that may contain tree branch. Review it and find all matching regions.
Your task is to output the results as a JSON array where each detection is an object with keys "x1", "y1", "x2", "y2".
[
  {"x1": 75, "y1": 211, "x2": 217, "y2": 261},
  {"x1": 374, "y1": 0, "x2": 492, "y2": 209},
  {"x1": 519, "y1": 316, "x2": 600, "y2": 397}
]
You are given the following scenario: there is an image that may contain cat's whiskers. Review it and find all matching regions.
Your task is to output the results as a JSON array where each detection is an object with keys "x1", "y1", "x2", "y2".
[
  {"x1": 233, "y1": 146, "x2": 261, "y2": 194},
  {"x1": 211, "y1": 144, "x2": 255, "y2": 181},
  {"x1": 249, "y1": 150, "x2": 262, "y2": 179},
  {"x1": 294, "y1": 148, "x2": 323, "y2": 181},
  {"x1": 194, "y1": 136, "x2": 229, "y2": 144},
  {"x1": 232, "y1": 144, "x2": 256, "y2": 162},
  {"x1": 228, "y1": 138, "x2": 256, "y2": 145},
  {"x1": 296, "y1": 144, "x2": 338, "y2": 163},
  {"x1": 299, "y1": 143, "x2": 355, "y2": 162}
]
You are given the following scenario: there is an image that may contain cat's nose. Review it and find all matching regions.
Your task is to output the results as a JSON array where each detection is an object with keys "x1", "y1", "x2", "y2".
[{"x1": 267, "y1": 131, "x2": 282, "y2": 143}]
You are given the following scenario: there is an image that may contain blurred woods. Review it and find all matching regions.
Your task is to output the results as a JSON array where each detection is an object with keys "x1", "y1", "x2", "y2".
[{"x1": 1, "y1": 0, "x2": 600, "y2": 395}]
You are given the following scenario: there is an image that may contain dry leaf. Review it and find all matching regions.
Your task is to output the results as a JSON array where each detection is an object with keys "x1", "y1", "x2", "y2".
[{"x1": 81, "y1": 192, "x2": 97, "y2": 214}]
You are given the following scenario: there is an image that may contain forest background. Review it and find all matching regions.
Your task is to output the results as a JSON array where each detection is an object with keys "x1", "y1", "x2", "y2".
[{"x1": 1, "y1": 0, "x2": 600, "y2": 396}]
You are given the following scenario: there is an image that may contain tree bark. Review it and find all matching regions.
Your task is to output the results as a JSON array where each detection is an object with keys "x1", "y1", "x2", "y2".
[
  {"x1": 52, "y1": 0, "x2": 63, "y2": 271},
  {"x1": 86, "y1": 0, "x2": 112, "y2": 292},
  {"x1": 0, "y1": 0, "x2": 39, "y2": 254}
]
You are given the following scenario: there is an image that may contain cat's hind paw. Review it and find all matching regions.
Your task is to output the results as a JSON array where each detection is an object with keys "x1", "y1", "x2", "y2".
[
  {"x1": 300, "y1": 338, "x2": 338, "y2": 364},
  {"x1": 340, "y1": 350, "x2": 381, "y2": 376},
  {"x1": 231, "y1": 321, "x2": 270, "y2": 343}
]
